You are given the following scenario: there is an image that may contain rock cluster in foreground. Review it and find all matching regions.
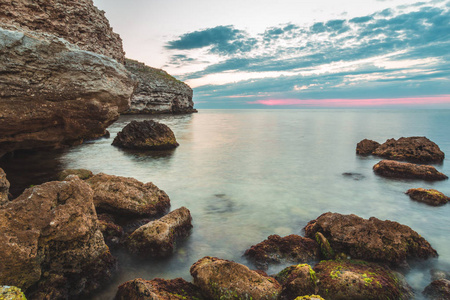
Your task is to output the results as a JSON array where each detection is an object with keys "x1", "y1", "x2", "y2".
[
  {"x1": 124, "y1": 58, "x2": 196, "y2": 114},
  {"x1": 112, "y1": 120, "x2": 179, "y2": 150},
  {"x1": 356, "y1": 137, "x2": 445, "y2": 163}
]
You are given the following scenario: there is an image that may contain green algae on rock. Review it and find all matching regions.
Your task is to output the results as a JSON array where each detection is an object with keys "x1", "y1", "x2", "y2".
[
  {"x1": 276, "y1": 264, "x2": 318, "y2": 300},
  {"x1": 406, "y1": 188, "x2": 449, "y2": 206},
  {"x1": 0, "y1": 286, "x2": 27, "y2": 300},
  {"x1": 313, "y1": 260, "x2": 413, "y2": 300}
]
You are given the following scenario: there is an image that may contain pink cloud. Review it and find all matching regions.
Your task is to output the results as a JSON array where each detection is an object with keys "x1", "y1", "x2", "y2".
[{"x1": 248, "y1": 95, "x2": 450, "y2": 107}]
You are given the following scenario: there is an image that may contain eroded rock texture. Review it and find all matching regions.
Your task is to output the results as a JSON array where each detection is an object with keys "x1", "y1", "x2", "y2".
[
  {"x1": 0, "y1": 168, "x2": 10, "y2": 205},
  {"x1": 373, "y1": 160, "x2": 448, "y2": 181},
  {"x1": 124, "y1": 59, "x2": 196, "y2": 114},
  {"x1": 0, "y1": 176, "x2": 116, "y2": 299},
  {"x1": 304, "y1": 212, "x2": 437, "y2": 268},
  {"x1": 190, "y1": 256, "x2": 282, "y2": 300},
  {"x1": 0, "y1": 0, "x2": 125, "y2": 62},
  {"x1": 0, "y1": 27, "x2": 134, "y2": 156},
  {"x1": 406, "y1": 188, "x2": 449, "y2": 206}
]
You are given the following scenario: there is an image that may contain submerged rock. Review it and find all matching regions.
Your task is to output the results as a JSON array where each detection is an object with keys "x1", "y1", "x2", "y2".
[
  {"x1": 313, "y1": 260, "x2": 413, "y2": 300},
  {"x1": 0, "y1": 168, "x2": 10, "y2": 205},
  {"x1": 126, "y1": 207, "x2": 192, "y2": 258},
  {"x1": 115, "y1": 277, "x2": 205, "y2": 300},
  {"x1": 56, "y1": 169, "x2": 94, "y2": 181},
  {"x1": 275, "y1": 264, "x2": 318, "y2": 300},
  {"x1": 373, "y1": 137, "x2": 445, "y2": 163},
  {"x1": 112, "y1": 120, "x2": 179, "y2": 150},
  {"x1": 244, "y1": 234, "x2": 320, "y2": 270},
  {"x1": 0, "y1": 176, "x2": 116, "y2": 298},
  {"x1": 0, "y1": 27, "x2": 134, "y2": 156},
  {"x1": 356, "y1": 139, "x2": 380, "y2": 155},
  {"x1": 190, "y1": 256, "x2": 282, "y2": 300},
  {"x1": 124, "y1": 58, "x2": 196, "y2": 114},
  {"x1": 86, "y1": 173, "x2": 170, "y2": 218},
  {"x1": 406, "y1": 188, "x2": 449, "y2": 206},
  {"x1": 304, "y1": 212, "x2": 437, "y2": 268},
  {"x1": 373, "y1": 160, "x2": 448, "y2": 181},
  {"x1": 423, "y1": 279, "x2": 450, "y2": 300}
]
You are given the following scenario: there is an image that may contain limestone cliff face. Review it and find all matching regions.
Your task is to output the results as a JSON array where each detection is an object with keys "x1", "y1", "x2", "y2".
[
  {"x1": 124, "y1": 59, "x2": 196, "y2": 114},
  {"x1": 0, "y1": 0, "x2": 125, "y2": 63},
  {"x1": 0, "y1": 27, "x2": 135, "y2": 156}
]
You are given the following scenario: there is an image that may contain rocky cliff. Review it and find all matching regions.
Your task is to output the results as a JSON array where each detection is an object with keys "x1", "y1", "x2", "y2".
[
  {"x1": 0, "y1": 27, "x2": 134, "y2": 157},
  {"x1": 0, "y1": 0, "x2": 135, "y2": 157},
  {"x1": 124, "y1": 59, "x2": 196, "y2": 114},
  {"x1": 0, "y1": 0, "x2": 125, "y2": 63}
]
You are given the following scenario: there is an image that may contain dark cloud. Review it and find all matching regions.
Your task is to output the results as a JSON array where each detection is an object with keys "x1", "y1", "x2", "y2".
[{"x1": 165, "y1": 25, "x2": 256, "y2": 55}]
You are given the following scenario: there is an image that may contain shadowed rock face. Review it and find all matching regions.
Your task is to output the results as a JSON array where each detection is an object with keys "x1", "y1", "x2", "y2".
[
  {"x1": 0, "y1": 0, "x2": 125, "y2": 63},
  {"x1": 0, "y1": 27, "x2": 135, "y2": 156},
  {"x1": 244, "y1": 234, "x2": 320, "y2": 270},
  {"x1": 115, "y1": 278, "x2": 205, "y2": 300},
  {"x1": 304, "y1": 212, "x2": 438, "y2": 268},
  {"x1": 0, "y1": 176, "x2": 116, "y2": 299},
  {"x1": 0, "y1": 168, "x2": 10, "y2": 205},
  {"x1": 406, "y1": 188, "x2": 449, "y2": 206},
  {"x1": 190, "y1": 256, "x2": 282, "y2": 300},
  {"x1": 423, "y1": 279, "x2": 450, "y2": 300},
  {"x1": 124, "y1": 59, "x2": 196, "y2": 114},
  {"x1": 112, "y1": 120, "x2": 179, "y2": 150},
  {"x1": 373, "y1": 160, "x2": 448, "y2": 181}
]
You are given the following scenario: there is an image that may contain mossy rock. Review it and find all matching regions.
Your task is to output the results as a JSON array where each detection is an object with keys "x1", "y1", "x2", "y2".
[
  {"x1": 295, "y1": 296, "x2": 325, "y2": 300},
  {"x1": 0, "y1": 286, "x2": 27, "y2": 300},
  {"x1": 313, "y1": 260, "x2": 413, "y2": 300},
  {"x1": 276, "y1": 264, "x2": 318, "y2": 299}
]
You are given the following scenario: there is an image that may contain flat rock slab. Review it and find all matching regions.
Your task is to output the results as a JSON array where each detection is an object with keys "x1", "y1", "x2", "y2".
[
  {"x1": 112, "y1": 120, "x2": 179, "y2": 150},
  {"x1": 373, "y1": 160, "x2": 448, "y2": 181},
  {"x1": 190, "y1": 256, "x2": 282, "y2": 300},
  {"x1": 86, "y1": 173, "x2": 170, "y2": 218},
  {"x1": 115, "y1": 278, "x2": 205, "y2": 300},
  {"x1": 313, "y1": 260, "x2": 413, "y2": 300},
  {"x1": 126, "y1": 207, "x2": 192, "y2": 258},
  {"x1": 304, "y1": 212, "x2": 437, "y2": 268},
  {"x1": 244, "y1": 234, "x2": 320, "y2": 270},
  {"x1": 406, "y1": 188, "x2": 449, "y2": 206}
]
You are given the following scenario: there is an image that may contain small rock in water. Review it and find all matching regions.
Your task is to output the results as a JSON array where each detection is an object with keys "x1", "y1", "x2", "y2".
[
  {"x1": 112, "y1": 120, "x2": 179, "y2": 150},
  {"x1": 356, "y1": 139, "x2": 380, "y2": 155},
  {"x1": 342, "y1": 172, "x2": 365, "y2": 181},
  {"x1": 406, "y1": 188, "x2": 449, "y2": 206},
  {"x1": 373, "y1": 160, "x2": 448, "y2": 181},
  {"x1": 423, "y1": 279, "x2": 450, "y2": 300}
]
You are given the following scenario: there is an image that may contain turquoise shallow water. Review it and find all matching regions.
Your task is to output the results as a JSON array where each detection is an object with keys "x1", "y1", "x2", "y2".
[{"x1": 2, "y1": 109, "x2": 450, "y2": 299}]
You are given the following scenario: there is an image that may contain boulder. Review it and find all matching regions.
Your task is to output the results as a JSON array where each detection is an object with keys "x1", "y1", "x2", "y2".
[
  {"x1": 115, "y1": 277, "x2": 205, "y2": 300},
  {"x1": 0, "y1": 0, "x2": 125, "y2": 62},
  {"x1": 373, "y1": 160, "x2": 448, "y2": 181},
  {"x1": 275, "y1": 264, "x2": 317, "y2": 300},
  {"x1": 56, "y1": 169, "x2": 94, "y2": 181},
  {"x1": 190, "y1": 256, "x2": 282, "y2": 300},
  {"x1": 356, "y1": 139, "x2": 380, "y2": 155},
  {"x1": 372, "y1": 137, "x2": 445, "y2": 163},
  {"x1": 0, "y1": 168, "x2": 10, "y2": 205},
  {"x1": 0, "y1": 176, "x2": 116, "y2": 298},
  {"x1": 431, "y1": 269, "x2": 450, "y2": 281},
  {"x1": 313, "y1": 260, "x2": 413, "y2": 300},
  {"x1": 0, "y1": 27, "x2": 134, "y2": 156},
  {"x1": 86, "y1": 173, "x2": 170, "y2": 218},
  {"x1": 423, "y1": 279, "x2": 450, "y2": 300},
  {"x1": 303, "y1": 212, "x2": 437, "y2": 268},
  {"x1": 406, "y1": 188, "x2": 449, "y2": 206},
  {"x1": 124, "y1": 58, "x2": 196, "y2": 114},
  {"x1": 126, "y1": 207, "x2": 192, "y2": 258},
  {"x1": 244, "y1": 234, "x2": 320, "y2": 270},
  {"x1": 112, "y1": 120, "x2": 179, "y2": 150},
  {"x1": 0, "y1": 286, "x2": 26, "y2": 300}
]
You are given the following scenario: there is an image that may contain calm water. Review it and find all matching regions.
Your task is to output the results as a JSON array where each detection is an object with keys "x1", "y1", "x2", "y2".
[{"x1": 2, "y1": 109, "x2": 450, "y2": 299}]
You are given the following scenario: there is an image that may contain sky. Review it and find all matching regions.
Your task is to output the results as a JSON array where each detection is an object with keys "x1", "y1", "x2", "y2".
[{"x1": 93, "y1": 0, "x2": 450, "y2": 108}]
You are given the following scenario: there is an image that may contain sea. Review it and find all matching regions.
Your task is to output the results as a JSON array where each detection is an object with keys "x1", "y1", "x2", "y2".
[{"x1": 1, "y1": 109, "x2": 450, "y2": 299}]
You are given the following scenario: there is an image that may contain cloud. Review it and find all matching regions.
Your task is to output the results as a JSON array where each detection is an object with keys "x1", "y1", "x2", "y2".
[
  {"x1": 165, "y1": 1, "x2": 450, "y2": 108},
  {"x1": 166, "y1": 25, "x2": 257, "y2": 55}
]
